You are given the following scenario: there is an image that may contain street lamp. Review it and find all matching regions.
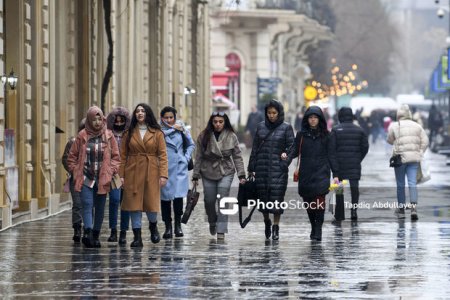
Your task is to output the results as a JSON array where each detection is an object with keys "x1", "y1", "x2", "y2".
[{"x1": 1, "y1": 69, "x2": 18, "y2": 90}]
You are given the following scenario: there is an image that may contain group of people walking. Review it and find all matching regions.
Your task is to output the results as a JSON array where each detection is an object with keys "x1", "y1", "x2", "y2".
[{"x1": 63, "y1": 99, "x2": 428, "y2": 248}]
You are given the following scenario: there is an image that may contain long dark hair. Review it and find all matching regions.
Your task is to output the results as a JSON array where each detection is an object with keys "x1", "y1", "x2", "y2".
[
  {"x1": 200, "y1": 112, "x2": 235, "y2": 151},
  {"x1": 125, "y1": 103, "x2": 161, "y2": 150}
]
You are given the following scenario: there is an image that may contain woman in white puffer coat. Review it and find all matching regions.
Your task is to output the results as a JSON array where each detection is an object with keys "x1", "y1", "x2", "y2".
[{"x1": 387, "y1": 104, "x2": 428, "y2": 220}]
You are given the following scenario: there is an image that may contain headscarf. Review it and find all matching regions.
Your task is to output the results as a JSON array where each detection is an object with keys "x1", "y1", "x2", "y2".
[{"x1": 84, "y1": 106, "x2": 106, "y2": 137}]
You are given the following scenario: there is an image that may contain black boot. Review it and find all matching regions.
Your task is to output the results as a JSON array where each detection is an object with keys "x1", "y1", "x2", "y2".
[
  {"x1": 118, "y1": 230, "x2": 127, "y2": 246},
  {"x1": 82, "y1": 228, "x2": 94, "y2": 248},
  {"x1": 130, "y1": 228, "x2": 143, "y2": 248},
  {"x1": 313, "y1": 210, "x2": 324, "y2": 241},
  {"x1": 351, "y1": 208, "x2": 358, "y2": 221},
  {"x1": 174, "y1": 216, "x2": 184, "y2": 237},
  {"x1": 149, "y1": 222, "x2": 160, "y2": 244},
  {"x1": 92, "y1": 230, "x2": 101, "y2": 248},
  {"x1": 272, "y1": 224, "x2": 279, "y2": 241},
  {"x1": 107, "y1": 228, "x2": 117, "y2": 242},
  {"x1": 173, "y1": 198, "x2": 184, "y2": 237},
  {"x1": 264, "y1": 219, "x2": 272, "y2": 239},
  {"x1": 73, "y1": 223, "x2": 82, "y2": 244},
  {"x1": 306, "y1": 210, "x2": 316, "y2": 240},
  {"x1": 163, "y1": 222, "x2": 173, "y2": 239}
]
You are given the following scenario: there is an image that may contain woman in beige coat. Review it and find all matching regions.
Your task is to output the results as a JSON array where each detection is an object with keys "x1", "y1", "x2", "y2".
[
  {"x1": 192, "y1": 112, "x2": 246, "y2": 240},
  {"x1": 387, "y1": 104, "x2": 428, "y2": 221},
  {"x1": 120, "y1": 103, "x2": 168, "y2": 248}
]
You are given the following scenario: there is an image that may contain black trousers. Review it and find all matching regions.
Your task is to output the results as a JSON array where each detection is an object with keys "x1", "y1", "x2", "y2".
[
  {"x1": 161, "y1": 198, "x2": 184, "y2": 223},
  {"x1": 335, "y1": 179, "x2": 359, "y2": 221}
]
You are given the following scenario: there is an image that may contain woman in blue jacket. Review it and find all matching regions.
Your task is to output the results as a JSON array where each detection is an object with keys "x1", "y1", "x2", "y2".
[{"x1": 160, "y1": 106, "x2": 195, "y2": 238}]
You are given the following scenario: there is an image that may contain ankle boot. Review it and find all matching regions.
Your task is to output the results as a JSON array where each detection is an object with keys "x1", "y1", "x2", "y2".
[
  {"x1": 264, "y1": 219, "x2": 272, "y2": 239},
  {"x1": 130, "y1": 228, "x2": 143, "y2": 248},
  {"x1": 272, "y1": 224, "x2": 279, "y2": 241},
  {"x1": 174, "y1": 217, "x2": 184, "y2": 237},
  {"x1": 73, "y1": 223, "x2": 82, "y2": 243},
  {"x1": 118, "y1": 230, "x2": 127, "y2": 245},
  {"x1": 163, "y1": 222, "x2": 173, "y2": 239},
  {"x1": 149, "y1": 222, "x2": 160, "y2": 244},
  {"x1": 107, "y1": 228, "x2": 117, "y2": 242},
  {"x1": 306, "y1": 210, "x2": 316, "y2": 240},
  {"x1": 92, "y1": 230, "x2": 101, "y2": 248},
  {"x1": 82, "y1": 228, "x2": 94, "y2": 248},
  {"x1": 351, "y1": 208, "x2": 358, "y2": 221}
]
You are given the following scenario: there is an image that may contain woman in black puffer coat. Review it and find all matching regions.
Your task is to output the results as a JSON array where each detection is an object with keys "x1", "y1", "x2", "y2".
[
  {"x1": 287, "y1": 106, "x2": 339, "y2": 241},
  {"x1": 331, "y1": 107, "x2": 369, "y2": 222},
  {"x1": 248, "y1": 100, "x2": 294, "y2": 241}
]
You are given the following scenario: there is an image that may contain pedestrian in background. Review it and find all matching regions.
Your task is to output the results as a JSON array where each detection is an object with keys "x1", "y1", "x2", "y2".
[
  {"x1": 428, "y1": 104, "x2": 443, "y2": 144},
  {"x1": 387, "y1": 104, "x2": 428, "y2": 221},
  {"x1": 120, "y1": 103, "x2": 168, "y2": 248},
  {"x1": 192, "y1": 111, "x2": 246, "y2": 240},
  {"x1": 62, "y1": 118, "x2": 86, "y2": 244},
  {"x1": 286, "y1": 106, "x2": 339, "y2": 241},
  {"x1": 245, "y1": 105, "x2": 264, "y2": 140},
  {"x1": 105, "y1": 107, "x2": 131, "y2": 245},
  {"x1": 330, "y1": 107, "x2": 369, "y2": 222},
  {"x1": 160, "y1": 106, "x2": 195, "y2": 239},
  {"x1": 67, "y1": 106, "x2": 121, "y2": 248},
  {"x1": 249, "y1": 99, "x2": 294, "y2": 241}
]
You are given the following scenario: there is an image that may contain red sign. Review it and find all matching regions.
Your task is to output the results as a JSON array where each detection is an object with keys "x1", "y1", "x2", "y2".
[{"x1": 226, "y1": 53, "x2": 241, "y2": 70}]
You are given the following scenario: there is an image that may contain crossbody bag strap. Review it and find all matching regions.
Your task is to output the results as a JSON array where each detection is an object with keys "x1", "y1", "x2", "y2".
[
  {"x1": 257, "y1": 128, "x2": 276, "y2": 153},
  {"x1": 395, "y1": 120, "x2": 401, "y2": 153}
]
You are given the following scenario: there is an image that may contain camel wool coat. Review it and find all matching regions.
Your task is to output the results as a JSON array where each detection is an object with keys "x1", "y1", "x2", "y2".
[{"x1": 120, "y1": 127, "x2": 168, "y2": 212}]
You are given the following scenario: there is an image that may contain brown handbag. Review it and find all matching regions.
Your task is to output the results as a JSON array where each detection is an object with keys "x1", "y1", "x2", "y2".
[{"x1": 293, "y1": 135, "x2": 304, "y2": 182}]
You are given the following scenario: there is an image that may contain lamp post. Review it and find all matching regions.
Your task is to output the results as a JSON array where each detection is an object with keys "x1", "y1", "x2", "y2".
[
  {"x1": 0, "y1": 69, "x2": 19, "y2": 128},
  {"x1": 184, "y1": 86, "x2": 196, "y2": 121}
]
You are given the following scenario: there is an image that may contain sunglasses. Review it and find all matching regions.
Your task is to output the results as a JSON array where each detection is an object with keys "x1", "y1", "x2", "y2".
[{"x1": 212, "y1": 111, "x2": 225, "y2": 116}]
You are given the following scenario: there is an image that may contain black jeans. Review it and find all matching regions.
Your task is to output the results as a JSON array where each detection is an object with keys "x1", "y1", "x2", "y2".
[{"x1": 335, "y1": 179, "x2": 359, "y2": 221}]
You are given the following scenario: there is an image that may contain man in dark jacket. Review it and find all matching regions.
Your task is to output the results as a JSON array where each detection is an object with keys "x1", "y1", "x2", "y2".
[
  {"x1": 245, "y1": 106, "x2": 264, "y2": 139},
  {"x1": 331, "y1": 107, "x2": 369, "y2": 222}
]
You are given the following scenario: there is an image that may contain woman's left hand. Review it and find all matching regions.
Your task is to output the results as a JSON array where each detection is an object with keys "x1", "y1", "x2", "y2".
[
  {"x1": 280, "y1": 152, "x2": 288, "y2": 160},
  {"x1": 160, "y1": 177, "x2": 168, "y2": 187},
  {"x1": 333, "y1": 177, "x2": 339, "y2": 184},
  {"x1": 239, "y1": 178, "x2": 246, "y2": 185},
  {"x1": 173, "y1": 124, "x2": 183, "y2": 132}
]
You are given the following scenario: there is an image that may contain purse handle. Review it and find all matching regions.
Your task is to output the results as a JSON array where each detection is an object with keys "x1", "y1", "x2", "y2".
[
  {"x1": 295, "y1": 135, "x2": 304, "y2": 170},
  {"x1": 394, "y1": 120, "x2": 401, "y2": 154}
]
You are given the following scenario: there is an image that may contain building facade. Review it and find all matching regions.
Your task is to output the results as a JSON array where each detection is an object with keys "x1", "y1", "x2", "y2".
[
  {"x1": 209, "y1": 0, "x2": 332, "y2": 126},
  {"x1": 0, "y1": 0, "x2": 210, "y2": 230}
]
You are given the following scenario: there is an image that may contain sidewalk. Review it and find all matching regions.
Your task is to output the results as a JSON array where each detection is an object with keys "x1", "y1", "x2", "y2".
[{"x1": 0, "y1": 140, "x2": 449, "y2": 298}]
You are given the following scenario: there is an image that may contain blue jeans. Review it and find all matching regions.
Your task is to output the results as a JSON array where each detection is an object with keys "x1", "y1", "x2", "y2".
[
  {"x1": 202, "y1": 174, "x2": 234, "y2": 234},
  {"x1": 394, "y1": 162, "x2": 419, "y2": 206},
  {"x1": 130, "y1": 211, "x2": 158, "y2": 229},
  {"x1": 80, "y1": 183, "x2": 107, "y2": 231},
  {"x1": 109, "y1": 188, "x2": 130, "y2": 231}
]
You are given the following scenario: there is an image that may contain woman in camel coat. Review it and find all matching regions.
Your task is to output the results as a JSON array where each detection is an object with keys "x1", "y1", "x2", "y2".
[{"x1": 120, "y1": 103, "x2": 168, "y2": 248}]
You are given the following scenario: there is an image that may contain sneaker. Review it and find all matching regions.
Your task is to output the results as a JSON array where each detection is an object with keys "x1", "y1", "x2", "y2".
[
  {"x1": 395, "y1": 208, "x2": 406, "y2": 219},
  {"x1": 217, "y1": 233, "x2": 225, "y2": 240},
  {"x1": 411, "y1": 205, "x2": 418, "y2": 221}
]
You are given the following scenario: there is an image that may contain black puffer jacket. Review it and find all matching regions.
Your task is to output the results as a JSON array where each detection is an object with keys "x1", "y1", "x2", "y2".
[
  {"x1": 288, "y1": 106, "x2": 339, "y2": 199},
  {"x1": 331, "y1": 107, "x2": 369, "y2": 180},
  {"x1": 248, "y1": 100, "x2": 294, "y2": 213}
]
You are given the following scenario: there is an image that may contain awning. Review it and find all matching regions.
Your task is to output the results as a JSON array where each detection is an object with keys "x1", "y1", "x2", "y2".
[{"x1": 211, "y1": 71, "x2": 239, "y2": 91}]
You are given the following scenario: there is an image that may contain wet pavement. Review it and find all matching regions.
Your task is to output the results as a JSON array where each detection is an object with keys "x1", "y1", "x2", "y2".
[{"x1": 0, "y1": 141, "x2": 449, "y2": 298}]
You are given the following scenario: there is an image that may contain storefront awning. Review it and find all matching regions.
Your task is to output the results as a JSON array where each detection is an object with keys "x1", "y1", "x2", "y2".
[{"x1": 211, "y1": 72, "x2": 239, "y2": 91}]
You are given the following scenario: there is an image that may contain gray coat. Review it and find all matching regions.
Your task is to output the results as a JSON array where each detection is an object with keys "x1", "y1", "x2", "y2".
[{"x1": 193, "y1": 130, "x2": 246, "y2": 181}]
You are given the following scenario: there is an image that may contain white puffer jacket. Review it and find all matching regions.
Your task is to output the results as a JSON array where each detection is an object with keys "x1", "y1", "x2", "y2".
[{"x1": 387, "y1": 104, "x2": 429, "y2": 163}]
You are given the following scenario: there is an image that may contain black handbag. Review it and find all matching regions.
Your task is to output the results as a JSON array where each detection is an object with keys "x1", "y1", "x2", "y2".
[
  {"x1": 181, "y1": 186, "x2": 200, "y2": 224},
  {"x1": 389, "y1": 120, "x2": 402, "y2": 168},
  {"x1": 237, "y1": 175, "x2": 257, "y2": 228},
  {"x1": 389, "y1": 154, "x2": 402, "y2": 168}
]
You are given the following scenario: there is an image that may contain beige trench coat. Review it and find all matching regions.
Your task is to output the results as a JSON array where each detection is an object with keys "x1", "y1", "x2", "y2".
[{"x1": 120, "y1": 127, "x2": 168, "y2": 212}]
